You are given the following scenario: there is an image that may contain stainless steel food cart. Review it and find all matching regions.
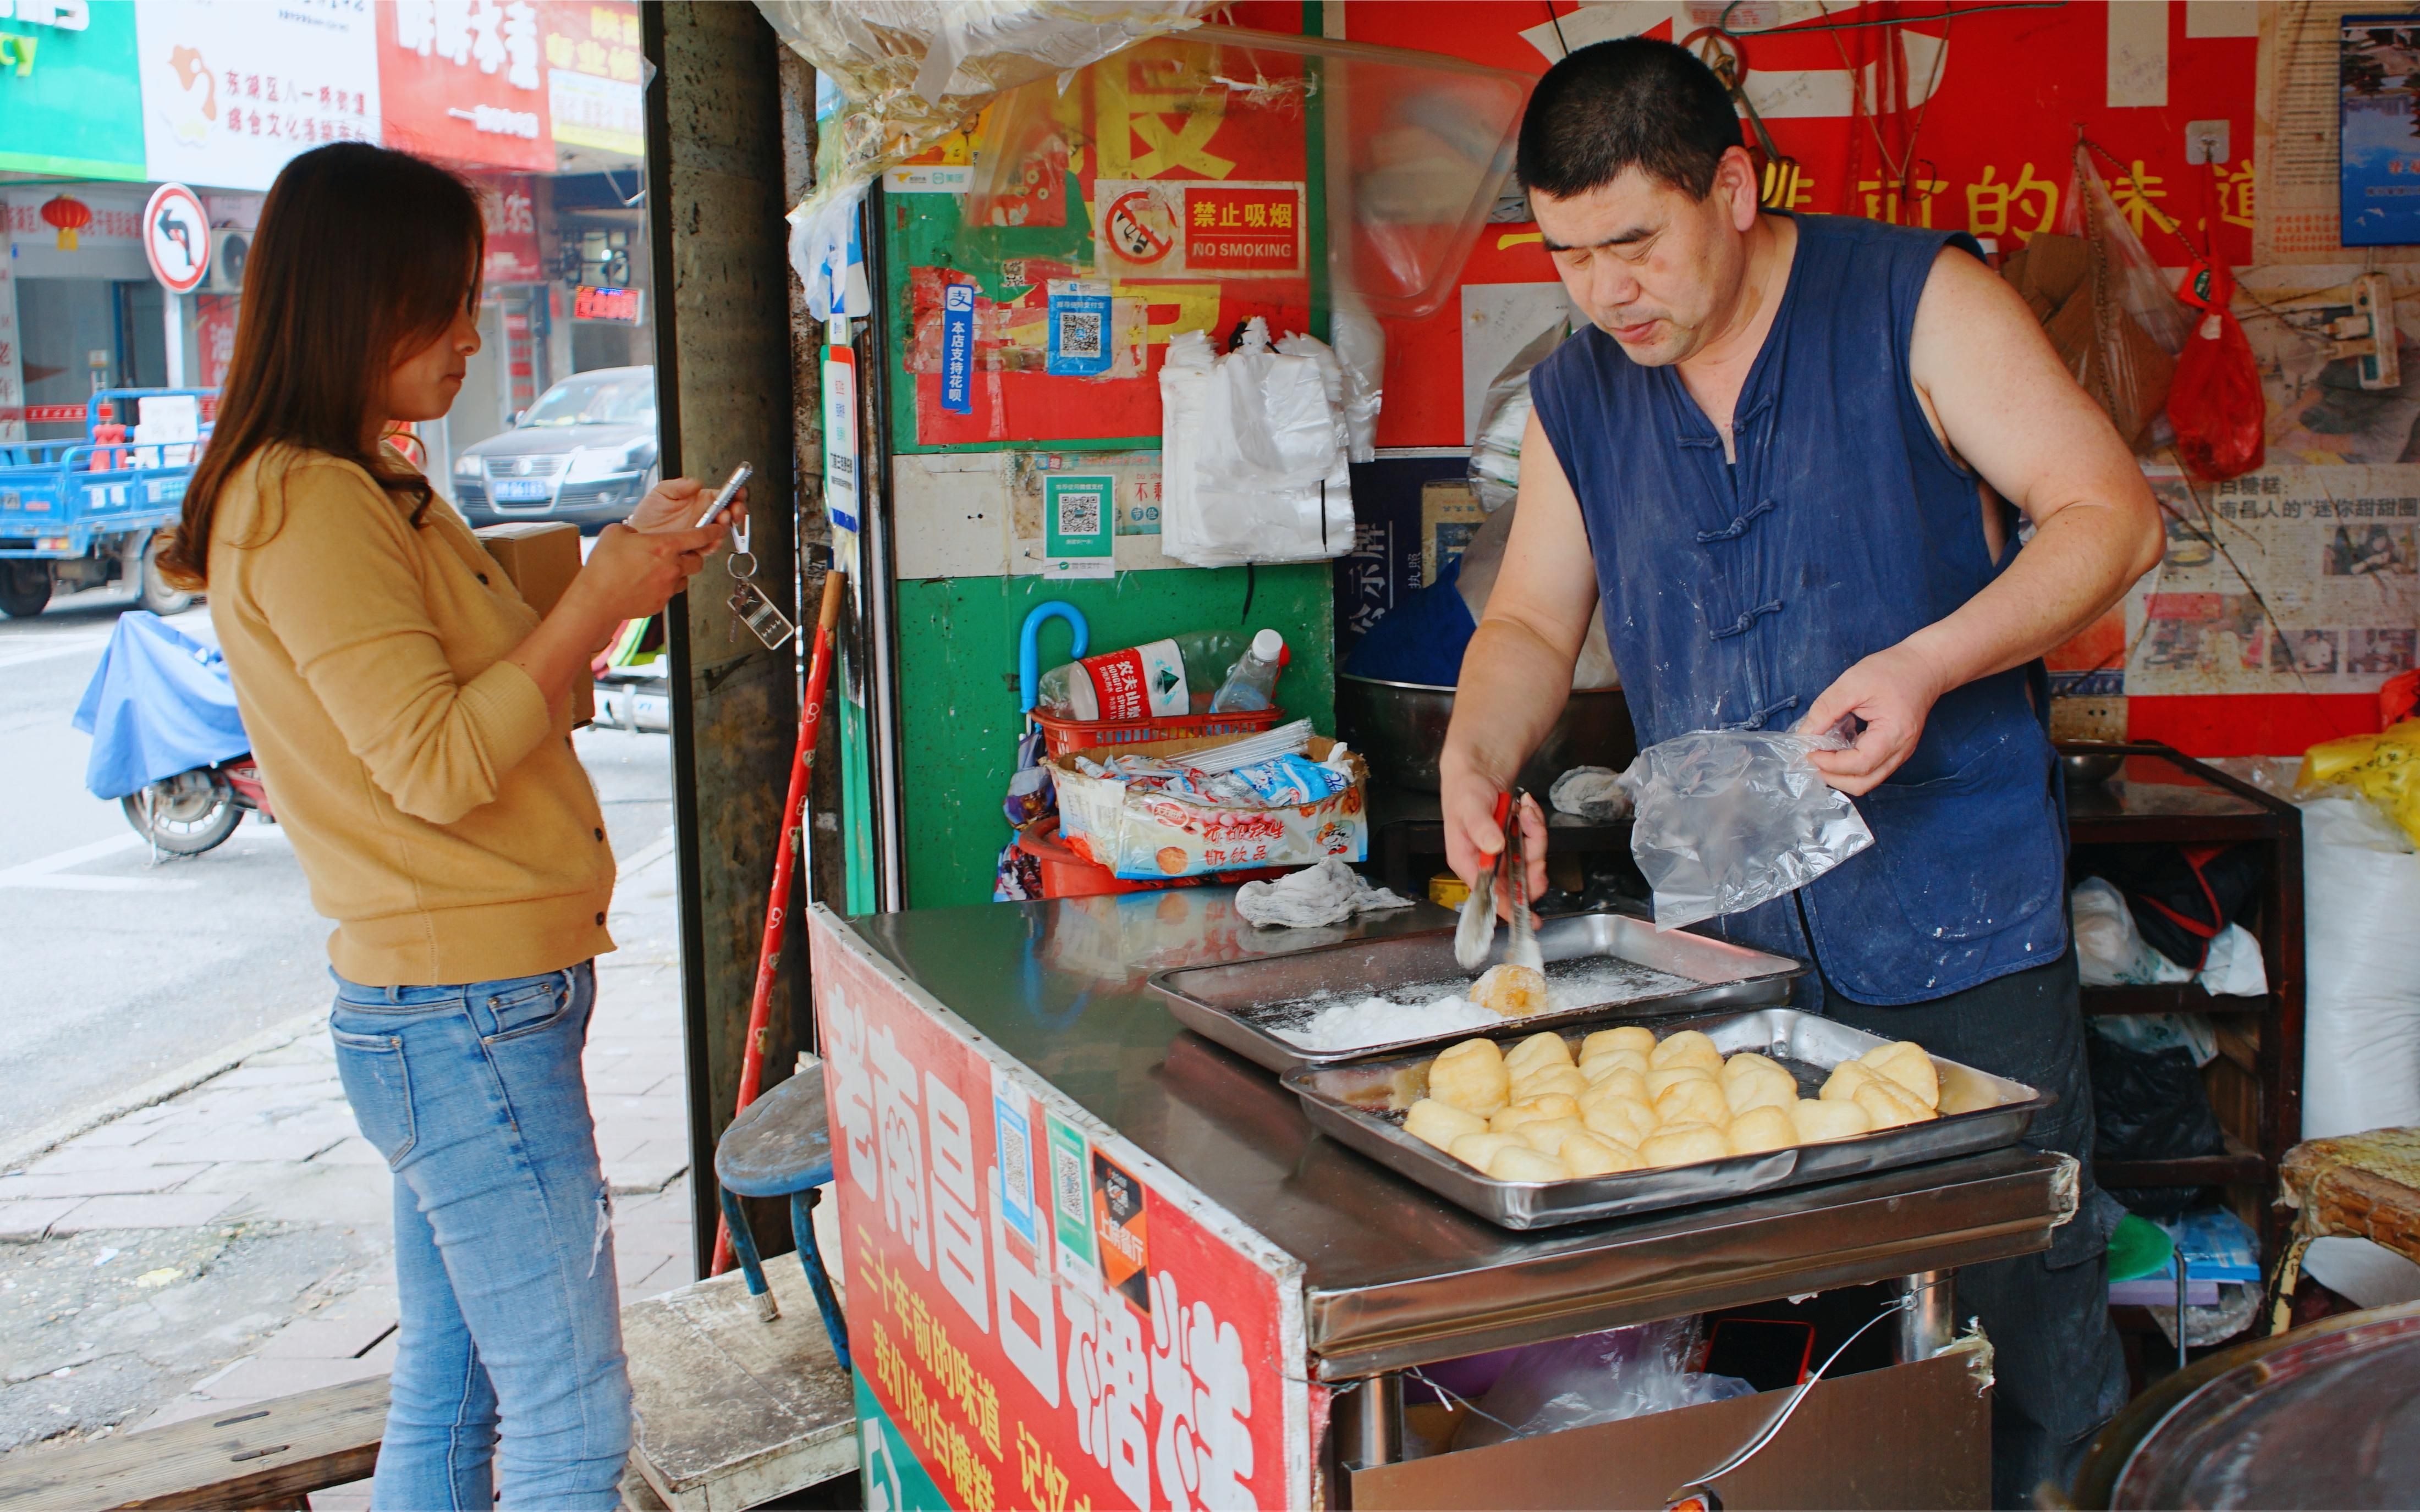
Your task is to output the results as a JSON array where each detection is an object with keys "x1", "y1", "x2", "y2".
[{"x1": 809, "y1": 890, "x2": 2074, "y2": 1509}]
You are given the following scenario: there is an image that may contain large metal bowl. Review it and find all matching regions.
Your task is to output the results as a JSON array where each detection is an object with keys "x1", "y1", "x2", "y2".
[{"x1": 1334, "y1": 674, "x2": 1636, "y2": 792}]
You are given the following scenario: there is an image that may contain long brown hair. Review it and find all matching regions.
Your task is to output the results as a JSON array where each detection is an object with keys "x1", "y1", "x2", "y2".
[{"x1": 161, "y1": 143, "x2": 485, "y2": 587}]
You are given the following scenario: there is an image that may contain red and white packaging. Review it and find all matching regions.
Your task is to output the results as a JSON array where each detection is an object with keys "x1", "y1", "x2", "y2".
[{"x1": 1066, "y1": 638, "x2": 1188, "y2": 721}]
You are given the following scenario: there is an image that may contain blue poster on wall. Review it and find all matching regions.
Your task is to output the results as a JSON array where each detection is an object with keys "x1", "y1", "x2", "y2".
[{"x1": 2341, "y1": 15, "x2": 2420, "y2": 247}]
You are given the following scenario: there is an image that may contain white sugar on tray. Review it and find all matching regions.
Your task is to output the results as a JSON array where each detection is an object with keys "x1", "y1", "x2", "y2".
[{"x1": 1275, "y1": 993, "x2": 1503, "y2": 1052}]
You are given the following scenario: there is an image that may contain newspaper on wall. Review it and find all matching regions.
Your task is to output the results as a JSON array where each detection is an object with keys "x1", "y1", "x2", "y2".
[{"x1": 2125, "y1": 465, "x2": 2418, "y2": 696}]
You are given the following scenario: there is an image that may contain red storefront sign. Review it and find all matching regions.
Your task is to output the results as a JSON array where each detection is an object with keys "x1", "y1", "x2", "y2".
[
  {"x1": 474, "y1": 173, "x2": 544, "y2": 284},
  {"x1": 809, "y1": 908, "x2": 1310, "y2": 1510},
  {"x1": 377, "y1": 0, "x2": 553, "y2": 171},
  {"x1": 1182, "y1": 185, "x2": 1302, "y2": 273}
]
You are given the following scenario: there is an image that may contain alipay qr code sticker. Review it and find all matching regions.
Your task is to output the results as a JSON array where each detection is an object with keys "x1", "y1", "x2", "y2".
[
  {"x1": 1044, "y1": 473, "x2": 1114, "y2": 576},
  {"x1": 1046, "y1": 279, "x2": 1113, "y2": 377}
]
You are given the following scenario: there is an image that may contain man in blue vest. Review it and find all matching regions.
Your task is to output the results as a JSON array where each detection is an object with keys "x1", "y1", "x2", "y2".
[{"x1": 1442, "y1": 38, "x2": 2164, "y2": 1508}]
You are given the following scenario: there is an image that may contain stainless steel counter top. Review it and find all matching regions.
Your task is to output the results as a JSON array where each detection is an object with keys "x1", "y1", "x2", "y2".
[{"x1": 843, "y1": 892, "x2": 2074, "y2": 1380}]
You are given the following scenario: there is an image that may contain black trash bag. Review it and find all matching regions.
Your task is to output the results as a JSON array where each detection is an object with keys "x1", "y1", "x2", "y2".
[
  {"x1": 2067, "y1": 841, "x2": 2265, "y2": 971},
  {"x1": 2087, "y1": 1028, "x2": 2227, "y2": 1219}
]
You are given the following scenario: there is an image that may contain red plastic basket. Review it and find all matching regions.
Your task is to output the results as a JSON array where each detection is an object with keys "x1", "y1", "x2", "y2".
[{"x1": 1032, "y1": 704, "x2": 1286, "y2": 759}]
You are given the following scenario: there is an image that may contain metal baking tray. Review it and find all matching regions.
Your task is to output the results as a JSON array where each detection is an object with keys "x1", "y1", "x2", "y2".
[
  {"x1": 1280, "y1": 1007, "x2": 2049, "y2": 1230},
  {"x1": 1148, "y1": 909, "x2": 1805, "y2": 1075}
]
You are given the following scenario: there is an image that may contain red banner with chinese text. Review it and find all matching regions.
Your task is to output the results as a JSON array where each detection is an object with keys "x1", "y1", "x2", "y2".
[{"x1": 810, "y1": 908, "x2": 1308, "y2": 1511}]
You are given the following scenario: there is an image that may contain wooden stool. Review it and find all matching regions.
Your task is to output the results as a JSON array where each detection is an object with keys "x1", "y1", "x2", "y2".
[
  {"x1": 713, "y1": 1070, "x2": 850, "y2": 1370},
  {"x1": 2270, "y1": 1126, "x2": 2420, "y2": 1331}
]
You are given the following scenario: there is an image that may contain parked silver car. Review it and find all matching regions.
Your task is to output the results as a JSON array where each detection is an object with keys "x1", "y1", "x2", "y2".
[{"x1": 451, "y1": 366, "x2": 658, "y2": 533}]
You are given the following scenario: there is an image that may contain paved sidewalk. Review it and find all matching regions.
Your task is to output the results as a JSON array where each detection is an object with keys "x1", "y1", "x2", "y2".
[{"x1": 0, "y1": 830, "x2": 697, "y2": 1485}]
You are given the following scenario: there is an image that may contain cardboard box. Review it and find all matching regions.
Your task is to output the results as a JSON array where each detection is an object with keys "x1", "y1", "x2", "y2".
[
  {"x1": 1355, "y1": 1346, "x2": 1990, "y2": 1511},
  {"x1": 475, "y1": 522, "x2": 593, "y2": 728},
  {"x1": 1050, "y1": 732, "x2": 1368, "y2": 880}
]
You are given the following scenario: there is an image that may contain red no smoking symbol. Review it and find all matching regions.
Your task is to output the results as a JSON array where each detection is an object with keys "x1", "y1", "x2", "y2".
[{"x1": 1106, "y1": 189, "x2": 1174, "y2": 264}]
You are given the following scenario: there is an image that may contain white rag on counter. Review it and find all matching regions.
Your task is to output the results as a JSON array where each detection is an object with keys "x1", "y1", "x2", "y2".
[{"x1": 1235, "y1": 858, "x2": 1414, "y2": 930}]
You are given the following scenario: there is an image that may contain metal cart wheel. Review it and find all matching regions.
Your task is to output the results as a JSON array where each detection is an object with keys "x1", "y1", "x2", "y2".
[
  {"x1": 0, "y1": 562, "x2": 51, "y2": 619},
  {"x1": 121, "y1": 768, "x2": 243, "y2": 855},
  {"x1": 137, "y1": 531, "x2": 194, "y2": 616}
]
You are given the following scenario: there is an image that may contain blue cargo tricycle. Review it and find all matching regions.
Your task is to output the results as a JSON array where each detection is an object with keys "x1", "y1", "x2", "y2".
[{"x1": 0, "y1": 388, "x2": 217, "y2": 618}]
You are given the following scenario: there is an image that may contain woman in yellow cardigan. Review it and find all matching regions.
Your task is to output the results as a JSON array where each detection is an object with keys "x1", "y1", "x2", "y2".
[{"x1": 162, "y1": 142, "x2": 738, "y2": 1510}]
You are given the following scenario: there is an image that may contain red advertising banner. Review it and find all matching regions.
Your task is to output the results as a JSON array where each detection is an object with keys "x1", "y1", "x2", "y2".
[
  {"x1": 473, "y1": 172, "x2": 544, "y2": 284},
  {"x1": 377, "y1": 0, "x2": 553, "y2": 172},
  {"x1": 809, "y1": 908, "x2": 1310, "y2": 1511}
]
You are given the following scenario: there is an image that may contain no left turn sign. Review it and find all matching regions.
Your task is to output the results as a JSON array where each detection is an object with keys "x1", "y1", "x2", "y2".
[{"x1": 144, "y1": 184, "x2": 210, "y2": 295}]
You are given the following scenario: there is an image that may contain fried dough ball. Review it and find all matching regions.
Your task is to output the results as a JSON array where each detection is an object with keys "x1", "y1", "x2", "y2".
[
  {"x1": 1719, "y1": 1051, "x2": 1789, "y2": 1086},
  {"x1": 1723, "y1": 1062, "x2": 1800, "y2": 1118},
  {"x1": 1428, "y1": 1038, "x2": 1510, "y2": 1116},
  {"x1": 1646, "y1": 1064, "x2": 1717, "y2": 1101},
  {"x1": 1851, "y1": 1075, "x2": 1933, "y2": 1130},
  {"x1": 1640, "y1": 1122, "x2": 1730, "y2": 1168},
  {"x1": 1486, "y1": 1143, "x2": 1572, "y2": 1181},
  {"x1": 1473, "y1": 963, "x2": 1554, "y2": 1018},
  {"x1": 1649, "y1": 1029, "x2": 1724, "y2": 1074},
  {"x1": 1790, "y1": 1097, "x2": 1873, "y2": 1144},
  {"x1": 1581, "y1": 1026, "x2": 1658, "y2": 1061},
  {"x1": 1558, "y1": 1131, "x2": 1647, "y2": 1176},
  {"x1": 1448, "y1": 1132, "x2": 1524, "y2": 1169},
  {"x1": 1580, "y1": 1067, "x2": 1649, "y2": 1106},
  {"x1": 1727, "y1": 1105, "x2": 1797, "y2": 1155},
  {"x1": 1579, "y1": 1049, "x2": 1651, "y2": 1084},
  {"x1": 1516, "y1": 1116, "x2": 1588, "y2": 1155},
  {"x1": 1820, "y1": 1060, "x2": 1879, "y2": 1103},
  {"x1": 1402, "y1": 1098, "x2": 1488, "y2": 1151},
  {"x1": 1654, "y1": 1076, "x2": 1734, "y2": 1129},
  {"x1": 1858, "y1": 1041, "x2": 1941, "y2": 1110},
  {"x1": 1503, "y1": 1031, "x2": 1574, "y2": 1079},
  {"x1": 1510, "y1": 1066, "x2": 1591, "y2": 1103},
  {"x1": 1582, "y1": 1095, "x2": 1660, "y2": 1150},
  {"x1": 1489, "y1": 1095, "x2": 1580, "y2": 1134}
]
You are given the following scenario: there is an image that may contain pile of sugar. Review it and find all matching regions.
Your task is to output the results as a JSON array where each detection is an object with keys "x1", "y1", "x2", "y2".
[{"x1": 1275, "y1": 993, "x2": 1503, "y2": 1052}]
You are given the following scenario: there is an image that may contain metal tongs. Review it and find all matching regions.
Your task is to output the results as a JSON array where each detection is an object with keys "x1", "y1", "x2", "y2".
[{"x1": 1455, "y1": 790, "x2": 1543, "y2": 973}]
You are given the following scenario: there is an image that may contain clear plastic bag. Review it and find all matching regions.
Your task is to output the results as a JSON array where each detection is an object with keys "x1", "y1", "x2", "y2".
[
  {"x1": 1617, "y1": 727, "x2": 1875, "y2": 930},
  {"x1": 1455, "y1": 1318, "x2": 1754, "y2": 1450},
  {"x1": 1468, "y1": 318, "x2": 1568, "y2": 513}
]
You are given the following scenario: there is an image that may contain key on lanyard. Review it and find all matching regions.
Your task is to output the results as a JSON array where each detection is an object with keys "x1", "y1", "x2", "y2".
[{"x1": 723, "y1": 514, "x2": 795, "y2": 650}]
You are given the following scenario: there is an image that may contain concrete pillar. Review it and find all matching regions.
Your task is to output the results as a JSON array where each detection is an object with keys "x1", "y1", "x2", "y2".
[{"x1": 644, "y1": 0, "x2": 805, "y2": 1277}]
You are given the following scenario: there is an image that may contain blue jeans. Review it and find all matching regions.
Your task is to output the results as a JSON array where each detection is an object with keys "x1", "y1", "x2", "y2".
[{"x1": 331, "y1": 962, "x2": 631, "y2": 1510}]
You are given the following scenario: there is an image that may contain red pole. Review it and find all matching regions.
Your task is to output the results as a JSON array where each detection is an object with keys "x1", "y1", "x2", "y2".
[{"x1": 712, "y1": 569, "x2": 848, "y2": 1276}]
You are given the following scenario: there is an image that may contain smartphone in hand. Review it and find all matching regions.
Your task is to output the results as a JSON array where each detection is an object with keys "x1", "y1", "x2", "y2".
[{"x1": 694, "y1": 462, "x2": 753, "y2": 528}]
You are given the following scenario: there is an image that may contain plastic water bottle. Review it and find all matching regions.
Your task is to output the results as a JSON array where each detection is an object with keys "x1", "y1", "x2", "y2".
[
  {"x1": 1209, "y1": 629, "x2": 1286, "y2": 713},
  {"x1": 1036, "y1": 630, "x2": 1275, "y2": 721}
]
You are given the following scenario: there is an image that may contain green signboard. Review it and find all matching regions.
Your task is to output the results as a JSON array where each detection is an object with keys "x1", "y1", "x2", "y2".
[{"x1": 0, "y1": 1, "x2": 145, "y2": 180}]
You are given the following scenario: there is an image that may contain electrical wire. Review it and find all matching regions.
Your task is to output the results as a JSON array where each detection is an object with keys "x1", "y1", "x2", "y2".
[{"x1": 1716, "y1": 0, "x2": 2064, "y2": 36}]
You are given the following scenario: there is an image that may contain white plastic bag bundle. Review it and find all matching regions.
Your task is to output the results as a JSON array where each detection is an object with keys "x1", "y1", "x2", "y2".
[
  {"x1": 1616, "y1": 727, "x2": 1874, "y2": 930},
  {"x1": 2299, "y1": 796, "x2": 2420, "y2": 1139},
  {"x1": 1159, "y1": 319, "x2": 1354, "y2": 567},
  {"x1": 2293, "y1": 794, "x2": 2420, "y2": 1308}
]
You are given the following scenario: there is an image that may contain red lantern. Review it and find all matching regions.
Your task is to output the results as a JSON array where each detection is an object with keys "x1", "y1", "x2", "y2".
[{"x1": 41, "y1": 194, "x2": 92, "y2": 252}]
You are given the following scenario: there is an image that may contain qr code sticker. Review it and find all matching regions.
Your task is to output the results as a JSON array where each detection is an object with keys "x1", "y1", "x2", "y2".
[
  {"x1": 1057, "y1": 488, "x2": 1103, "y2": 539},
  {"x1": 1058, "y1": 310, "x2": 1103, "y2": 358}
]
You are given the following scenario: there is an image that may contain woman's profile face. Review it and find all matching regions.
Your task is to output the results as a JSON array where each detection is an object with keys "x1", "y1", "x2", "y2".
[{"x1": 382, "y1": 301, "x2": 482, "y2": 424}]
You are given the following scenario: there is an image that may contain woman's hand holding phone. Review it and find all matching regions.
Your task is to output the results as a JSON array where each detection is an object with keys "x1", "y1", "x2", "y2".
[
  {"x1": 627, "y1": 474, "x2": 748, "y2": 540},
  {"x1": 572, "y1": 522, "x2": 724, "y2": 621}
]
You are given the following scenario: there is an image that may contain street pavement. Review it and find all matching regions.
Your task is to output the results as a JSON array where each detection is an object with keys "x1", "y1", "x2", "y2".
[{"x1": 0, "y1": 580, "x2": 701, "y2": 1492}]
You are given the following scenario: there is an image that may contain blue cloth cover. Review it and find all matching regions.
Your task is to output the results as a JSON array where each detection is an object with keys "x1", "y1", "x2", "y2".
[
  {"x1": 1528, "y1": 213, "x2": 2068, "y2": 1003},
  {"x1": 1341, "y1": 557, "x2": 1477, "y2": 686},
  {"x1": 73, "y1": 611, "x2": 251, "y2": 799}
]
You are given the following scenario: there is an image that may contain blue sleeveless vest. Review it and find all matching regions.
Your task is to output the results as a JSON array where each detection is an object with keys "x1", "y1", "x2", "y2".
[{"x1": 1528, "y1": 213, "x2": 2068, "y2": 1004}]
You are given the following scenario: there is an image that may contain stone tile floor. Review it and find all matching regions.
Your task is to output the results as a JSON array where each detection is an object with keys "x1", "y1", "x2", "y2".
[{"x1": 0, "y1": 833, "x2": 698, "y2": 1505}]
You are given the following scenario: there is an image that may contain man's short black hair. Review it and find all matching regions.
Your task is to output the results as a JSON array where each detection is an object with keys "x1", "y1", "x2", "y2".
[{"x1": 1516, "y1": 37, "x2": 1746, "y2": 202}]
